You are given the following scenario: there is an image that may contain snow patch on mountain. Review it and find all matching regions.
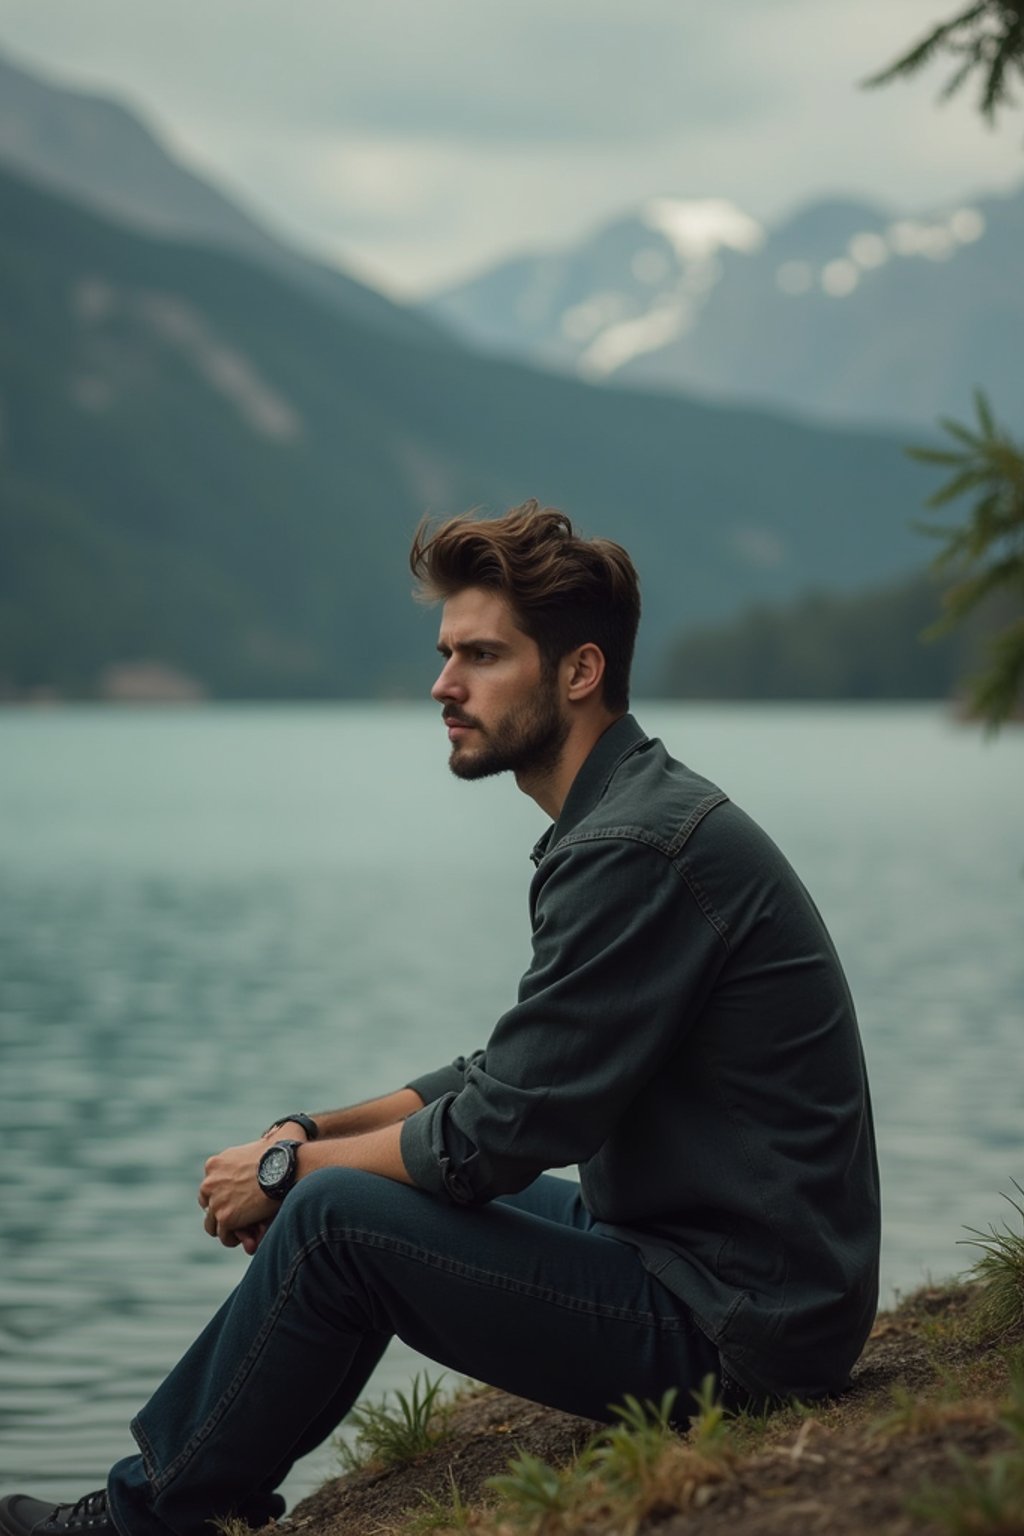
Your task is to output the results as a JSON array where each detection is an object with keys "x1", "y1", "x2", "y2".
[
  {"x1": 642, "y1": 198, "x2": 765, "y2": 261},
  {"x1": 578, "y1": 301, "x2": 690, "y2": 379},
  {"x1": 566, "y1": 199, "x2": 765, "y2": 377}
]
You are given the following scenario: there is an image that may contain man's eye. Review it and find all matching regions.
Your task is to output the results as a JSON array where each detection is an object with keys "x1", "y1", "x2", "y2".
[{"x1": 475, "y1": 650, "x2": 497, "y2": 662}]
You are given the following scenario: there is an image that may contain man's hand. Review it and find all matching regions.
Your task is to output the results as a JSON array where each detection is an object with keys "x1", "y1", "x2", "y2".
[
  {"x1": 199, "y1": 1139, "x2": 279, "y2": 1249},
  {"x1": 230, "y1": 1219, "x2": 273, "y2": 1256},
  {"x1": 199, "y1": 1108, "x2": 416, "y2": 1252}
]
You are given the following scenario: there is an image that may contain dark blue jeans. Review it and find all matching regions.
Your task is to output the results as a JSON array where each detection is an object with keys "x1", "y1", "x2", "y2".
[{"x1": 107, "y1": 1170, "x2": 719, "y2": 1536}]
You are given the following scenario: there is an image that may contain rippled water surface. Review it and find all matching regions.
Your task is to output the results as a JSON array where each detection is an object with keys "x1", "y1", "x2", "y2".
[{"x1": 1, "y1": 704, "x2": 1022, "y2": 1505}]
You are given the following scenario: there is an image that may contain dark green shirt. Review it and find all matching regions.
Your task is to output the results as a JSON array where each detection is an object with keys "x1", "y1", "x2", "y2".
[{"x1": 401, "y1": 713, "x2": 880, "y2": 1399}]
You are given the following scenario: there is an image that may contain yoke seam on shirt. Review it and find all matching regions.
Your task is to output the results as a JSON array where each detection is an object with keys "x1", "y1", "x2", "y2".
[
  {"x1": 547, "y1": 820, "x2": 733, "y2": 949},
  {"x1": 549, "y1": 798, "x2": 723, "y2": 862}
]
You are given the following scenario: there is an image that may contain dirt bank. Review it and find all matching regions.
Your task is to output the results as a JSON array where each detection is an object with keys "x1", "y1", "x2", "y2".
[{"x1": 283, "y1": 1282, "x2": 1022, "y2": 1536}]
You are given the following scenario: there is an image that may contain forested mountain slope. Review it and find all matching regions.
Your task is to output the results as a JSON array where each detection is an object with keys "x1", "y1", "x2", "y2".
[{"x1": 0, "y1": 167, "x2": 928, "y2": 699}]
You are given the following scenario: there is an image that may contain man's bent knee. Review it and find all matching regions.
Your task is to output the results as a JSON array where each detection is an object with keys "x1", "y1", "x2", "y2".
[{"x1": 277, "y1": 1167, "x2": 427, "y2": 1243}]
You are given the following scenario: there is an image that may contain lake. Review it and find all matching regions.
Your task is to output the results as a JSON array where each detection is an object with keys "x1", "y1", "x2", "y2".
[{"x1": 1, "y1": 703, "x2": 1022, "y2": 1505}]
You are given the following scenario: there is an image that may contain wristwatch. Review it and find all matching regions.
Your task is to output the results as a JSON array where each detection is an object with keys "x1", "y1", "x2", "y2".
[
  {"x1": 263, "y1": 1111, "x2": 319, "y2": 1141},
  {"x1": 257, "y1": 1139, "x2": 302, "y2": 1201}
]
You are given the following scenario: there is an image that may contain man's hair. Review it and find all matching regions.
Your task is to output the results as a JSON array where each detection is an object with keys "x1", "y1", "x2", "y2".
[{"x1": 409, "y1": 501, "x2": 641, "y2": 713}]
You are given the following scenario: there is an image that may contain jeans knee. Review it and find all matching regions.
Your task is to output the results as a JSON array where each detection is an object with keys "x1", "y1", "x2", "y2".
[
  {"x1": 277, "y1": 1165, "x2": 401, "y2": 1241},
  {"x1": 276, "y1": 1164, "x2": 346, "y2": 1229}
]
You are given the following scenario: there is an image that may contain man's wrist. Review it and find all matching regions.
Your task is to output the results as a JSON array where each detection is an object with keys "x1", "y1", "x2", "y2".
[
  {"x1": 263, "y1": 1111, "x2": 319, "y2": 1142},
  {"x1": 256, "y1": 1138, "x2": 303, "y2": 1200}
]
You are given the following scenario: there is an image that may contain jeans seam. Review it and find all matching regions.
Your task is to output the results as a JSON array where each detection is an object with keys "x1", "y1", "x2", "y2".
[
  {"x1": 328, "y1": 1223, "x2": 689, "y2": 1329},
  {"x1": 144, "y1": 1218, "x2": 689, "y2": 1493},
  {"x1": 129, "y1": 1416, "x2": 159, "y2": 1486},
  {"x1": 145, "y1": 1230, "x2": 325, "y2": 1493}
]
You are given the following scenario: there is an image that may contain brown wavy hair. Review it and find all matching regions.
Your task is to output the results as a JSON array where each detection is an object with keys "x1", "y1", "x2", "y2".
[{"x1": 409, "y1": 501, "x2": 641, "y2": 712}]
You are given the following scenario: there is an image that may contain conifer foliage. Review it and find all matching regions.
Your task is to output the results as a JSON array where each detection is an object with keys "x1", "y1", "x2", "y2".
[
  {"x1": 868, "y1": 2, "x2": 1024, "y2": 728},
  {"x1": 864, "y1": 0, "x2": 1024, "y2": 125},
  {"x1": 911, "y1": 395, "x2": 1024, "y2": 727}
]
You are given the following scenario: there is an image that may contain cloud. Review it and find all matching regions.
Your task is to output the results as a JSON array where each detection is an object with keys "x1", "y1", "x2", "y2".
[
  {"x1": 0, "y1": 0, "x2": 1021, "y2": 294},
  {"x1": 0, "y1": 0, "x2": 773, "y2": 144}
]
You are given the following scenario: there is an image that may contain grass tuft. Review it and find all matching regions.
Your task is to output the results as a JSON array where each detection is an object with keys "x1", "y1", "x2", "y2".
[
  {"x1": 583, "y1": 1389, "x2": 680, "y2": 1493},
  {"x1": 686, "y1": 1374, "x2": 732, "y2": 1451},
  {"x1": 961, "y1": 1182, "x2": 1024, "y2": 1344},
  {"x1": 485, "y1": 1386, "x2": 736, "y2": 1533},
  {"x1": 335, "y1": 1372, "x2": 454, "y2": 1472},
  {"x1": 485, "y1": 1448, "x2": 580, "y2": 1526},
  {"x1": 403, "y1": 1468, "x2": 474, "y2": 1534}
]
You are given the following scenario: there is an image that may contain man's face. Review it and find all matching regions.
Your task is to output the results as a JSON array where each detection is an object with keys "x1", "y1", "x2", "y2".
[{"x1": 431, "y1": 587, "x2": 569, "y2": 782}]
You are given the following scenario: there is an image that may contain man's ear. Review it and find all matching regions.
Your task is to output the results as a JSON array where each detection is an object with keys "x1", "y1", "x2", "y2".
[{"x1": 564, "y1": 643, "x2": 606, "y2": 703}]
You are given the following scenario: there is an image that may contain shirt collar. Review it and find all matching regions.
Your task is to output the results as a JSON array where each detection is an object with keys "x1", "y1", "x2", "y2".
[{"x1": 530, "y1": 713, "x2": 649, "y2": 866}]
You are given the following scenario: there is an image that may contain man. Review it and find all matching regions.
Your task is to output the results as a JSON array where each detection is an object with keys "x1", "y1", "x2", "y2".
[{"x1": 0, "y1": 503, "x2": 880, "y2": 1536}]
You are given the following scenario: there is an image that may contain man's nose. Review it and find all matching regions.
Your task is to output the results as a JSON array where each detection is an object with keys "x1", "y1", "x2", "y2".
[{"x1": 431, "y1": 659, "x2": 465, "y2": 703}]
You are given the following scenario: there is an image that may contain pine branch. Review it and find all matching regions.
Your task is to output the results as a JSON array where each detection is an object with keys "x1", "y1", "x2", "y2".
[
  {"x1": 862, "y1": 0, "x2": 1024, "y2": 125},
  {"x1": 980, "y1": 13, "x2": 1024, "y2": 116},
  {"x1": 862, "y1": 4, "x2": 989, "y2": 88},
  {"x1": 910, "y1": 395, "x2": 1024, "y2": 728}
]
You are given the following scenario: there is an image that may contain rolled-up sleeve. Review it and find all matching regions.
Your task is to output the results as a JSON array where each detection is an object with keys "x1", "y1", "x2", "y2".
[
  {"x1": 405, "y1": 1053, "x2": 483, "y2": 1107},
  {"x1": 400, "y1": 833, "x2": 727, "y2": 1203}
]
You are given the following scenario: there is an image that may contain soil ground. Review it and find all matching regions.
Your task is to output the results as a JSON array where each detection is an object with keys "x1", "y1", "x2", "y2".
[{"x1": 284, "y1": 1284, "x2": 1023, "y2": 1536}]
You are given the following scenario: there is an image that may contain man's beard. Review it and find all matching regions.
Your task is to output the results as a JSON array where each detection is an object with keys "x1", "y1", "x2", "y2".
[{"x1": 446, "y1": 680, "x2": 569, "y2": 782}]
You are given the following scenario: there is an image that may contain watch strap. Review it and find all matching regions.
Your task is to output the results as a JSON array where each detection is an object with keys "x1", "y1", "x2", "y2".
[{"x1": 264, "y1": 1111, "x2": 319, "y2": 1141}]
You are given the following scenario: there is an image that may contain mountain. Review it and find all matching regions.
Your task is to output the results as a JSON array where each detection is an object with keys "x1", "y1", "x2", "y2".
[
  {"x1": 0, "y1": 49, "x2": 442, "y2": 350},
  {"x1": 0, "y1": 164, "x2": 932, "y2": 701},
  {"x1": 421, "y1": 185, "x2": 1024, "y2": 431}
]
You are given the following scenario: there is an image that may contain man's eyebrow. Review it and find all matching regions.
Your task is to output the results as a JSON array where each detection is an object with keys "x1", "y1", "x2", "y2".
[{"x1": 436, "y1": 637, "x2": 511, "y2": 655}]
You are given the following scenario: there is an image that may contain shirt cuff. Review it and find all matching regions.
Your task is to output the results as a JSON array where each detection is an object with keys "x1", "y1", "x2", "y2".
[
  {"x1": 405, "y1": 1061, "x2": 472, "y2": 1105},
  {"x1": 400, "y1": 1098, "x2": 478, "y2": 1203},
  {"x1": 400, "y1": 1100, "x2": 448, "y2": 1195}
]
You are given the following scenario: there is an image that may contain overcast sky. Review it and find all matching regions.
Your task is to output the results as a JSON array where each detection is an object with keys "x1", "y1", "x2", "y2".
[{"x1": 0, "y1": 0, "x2": 1021, "y2": 296}]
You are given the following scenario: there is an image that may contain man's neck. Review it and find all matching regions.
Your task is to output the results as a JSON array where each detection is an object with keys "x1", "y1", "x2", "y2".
[{"x1": 517, "y1": 710, "x2": 622, "y2": 820}]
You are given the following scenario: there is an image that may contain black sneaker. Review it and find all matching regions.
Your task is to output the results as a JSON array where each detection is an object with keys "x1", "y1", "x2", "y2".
[{"x1": 0, "y1": 1492, "x2": 116, "y2": 1536}]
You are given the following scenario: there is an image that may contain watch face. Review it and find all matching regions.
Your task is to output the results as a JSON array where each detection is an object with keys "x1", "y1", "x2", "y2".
[{"x1": 261, "y1": 1147, "x2": 290, "y2": 1184}]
